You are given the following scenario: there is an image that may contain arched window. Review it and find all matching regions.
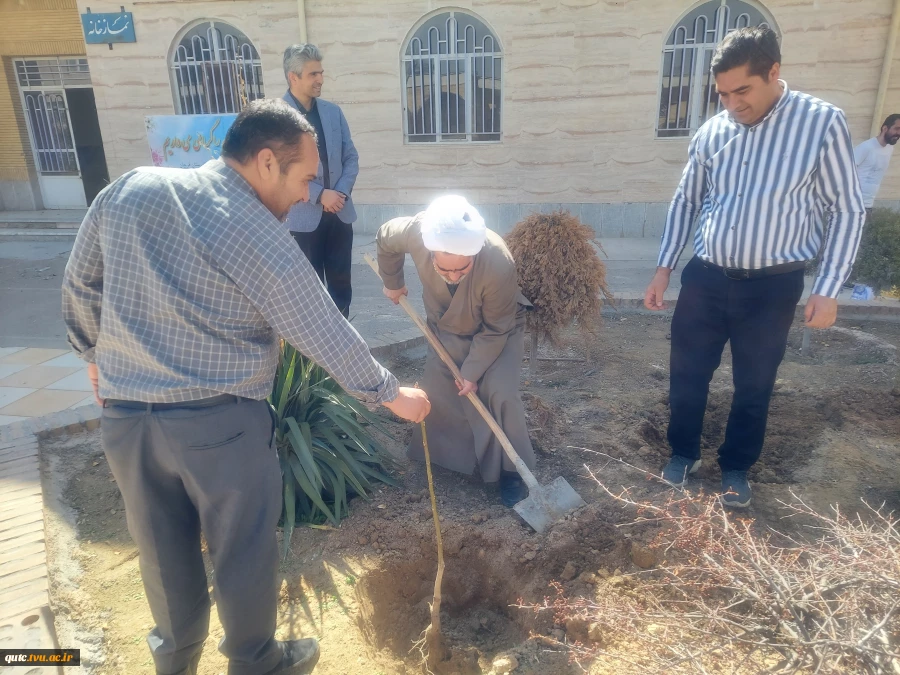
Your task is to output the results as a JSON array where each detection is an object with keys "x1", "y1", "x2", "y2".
[
  {"x1": 402, "y1": 10, "x2": 502, "y2": 143},
  {"x1": 170, "y1": 20, "x2": 264, "y2": 114},
  {"x1": 657, "y1": 0, "x2": 778, "y2": 138}
]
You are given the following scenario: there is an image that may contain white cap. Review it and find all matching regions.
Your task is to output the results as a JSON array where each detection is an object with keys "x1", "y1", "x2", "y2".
[{"x1": 420, "y1": 195, "x2": 486, "y2": 256}]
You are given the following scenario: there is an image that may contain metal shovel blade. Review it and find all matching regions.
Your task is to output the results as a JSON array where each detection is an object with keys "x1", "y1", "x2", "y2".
[{"x1": 513, "y1": 476, "x2": 586, "y2": 533}]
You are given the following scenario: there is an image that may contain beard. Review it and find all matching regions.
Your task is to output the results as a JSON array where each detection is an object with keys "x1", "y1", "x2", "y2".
[{"x1": 887, "y1": 134, "x2": 900, "y2": 146}]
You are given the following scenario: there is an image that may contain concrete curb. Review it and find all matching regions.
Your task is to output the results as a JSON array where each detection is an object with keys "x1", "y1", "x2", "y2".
[
  {"x1": 0, "y1": 405, "x2": 101, "y2": 445},
  {"x1": 0, "y1": 228, "x2": 78, "y2": 242},
  {"x1": 370, "y1": 335, "x2": 426, "y2": 358},
  {"x1": 604, "y1": 297, "x2": 900, "y2": 319}
]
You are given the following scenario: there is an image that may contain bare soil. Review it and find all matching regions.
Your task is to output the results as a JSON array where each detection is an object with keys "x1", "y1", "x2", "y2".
[{"x1": 39, "y1": 313, "x2": 900, "y2": 674}]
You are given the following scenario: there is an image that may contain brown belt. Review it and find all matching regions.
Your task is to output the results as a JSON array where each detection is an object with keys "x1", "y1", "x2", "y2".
[{"x1": 698, "y1": 258, "x2": 807, "y2": 281}]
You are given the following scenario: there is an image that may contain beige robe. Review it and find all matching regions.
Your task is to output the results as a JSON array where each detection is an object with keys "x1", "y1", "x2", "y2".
[{"x1": 376, "y1": 215, "x2": 535, "y2": 482}]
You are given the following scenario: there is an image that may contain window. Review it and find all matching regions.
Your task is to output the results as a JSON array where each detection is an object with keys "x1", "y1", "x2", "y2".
[
  {"x1": 16, "y1": 58, "x2": 91, "y2": 88},
  {"x1": 657, "y1": 0, "x2": 777, "y2": 138},
  {"x1": 402, "y1": 10, "x2": 502, "y2": 143},
  {"x1": 170, "y1": 20, "x2": 264, "y2": 114}
]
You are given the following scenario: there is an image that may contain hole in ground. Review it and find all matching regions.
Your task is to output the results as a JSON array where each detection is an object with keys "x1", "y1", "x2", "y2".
[
  {"x1": 355, "y1": 553, "x2": 541, "y2": 673},
  {"x1": 351, "y1": 507, "x2": 626, "y2": 674}
]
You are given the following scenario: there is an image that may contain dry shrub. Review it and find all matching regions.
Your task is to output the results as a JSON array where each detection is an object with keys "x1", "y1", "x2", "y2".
[
  {"x1": 505, "y1": 210, "x2": 613, "y2": 346},
  {"x1": 521, "y1": 456, "x2": 900, "y2": 674}
]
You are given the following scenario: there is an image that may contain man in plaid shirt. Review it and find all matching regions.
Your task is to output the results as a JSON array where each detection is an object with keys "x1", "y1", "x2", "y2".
[{"x1": 62, "y1": 99, "x2": 430, "y2": 675}]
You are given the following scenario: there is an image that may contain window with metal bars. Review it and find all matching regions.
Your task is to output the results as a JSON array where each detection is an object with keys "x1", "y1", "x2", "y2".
[
  {"x1": 170, "y1": 21, "x2": 264, "y2": 114},
  {"x1": 402, "y1": 10, "x2": 502, "y2": 144},
  {"x1": 15, "y1": 58, "x2": 91, "y2": 88},
  {"x1": 657, "y1": 0, "x2": 777, "y2": 138}
]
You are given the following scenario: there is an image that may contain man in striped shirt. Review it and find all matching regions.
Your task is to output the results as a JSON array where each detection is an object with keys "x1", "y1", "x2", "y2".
[{"x1": 644, "y1": 27, "x2": 865, "y2": 508}]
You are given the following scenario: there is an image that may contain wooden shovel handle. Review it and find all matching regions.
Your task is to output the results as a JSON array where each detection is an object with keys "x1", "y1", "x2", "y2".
[{"x1": 364, "y1": 254, "x2": 540, "y2": 491}]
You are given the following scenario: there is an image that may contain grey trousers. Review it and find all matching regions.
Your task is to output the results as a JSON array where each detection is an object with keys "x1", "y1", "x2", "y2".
[
  {"x1": 101, "y1": 397, "x2": 283, "y2": 675},
  {"x1": 408, "y1": 318, "x2": 535, "y2": 483}
]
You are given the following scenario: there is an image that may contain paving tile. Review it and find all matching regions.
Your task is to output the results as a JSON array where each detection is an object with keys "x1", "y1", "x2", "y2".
[
  {"x1": 0, "y1": 349, "x2": 68, "y2": 366},
  {"x1": 44, "y1": 370, "x2": 91, "y2": 392},
  {"x1": 0, "y1": 366, "x2": 79, "y2": 389},
  {"x1": 68, "y1": 396, "x2": 96, "y2": 409},
  {"x1": 0, "y1": 348, "x2": 24, "y2": 359},
  {"x1": 40, "y1": 352, "x2": 84, "y2": 368},
  {"x1": 0, "y1": 365, "x2": 28, "y2": 380},
  {"x1": 0, "y1": 388, "x2": 35, "y2": 410},
  {"x1": 0, "y1": 390, "x2": 89, "y2": 417},
  {"x1": 0, "y1": 416, "x2": 29, "y2": 426}
]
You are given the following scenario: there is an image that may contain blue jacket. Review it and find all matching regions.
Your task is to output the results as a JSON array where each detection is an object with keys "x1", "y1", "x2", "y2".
[{"x1": 283, "y1": 91, "x2": 359, "y2": 232}]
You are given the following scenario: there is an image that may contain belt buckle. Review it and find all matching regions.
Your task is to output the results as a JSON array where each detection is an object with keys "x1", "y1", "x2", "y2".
[{"x1": 724, "y1": 267, "x2": 749, "y2": 280}]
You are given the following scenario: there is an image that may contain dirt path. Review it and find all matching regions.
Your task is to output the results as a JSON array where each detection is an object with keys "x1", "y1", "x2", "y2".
[{"x1": 39, "y1": 314, "x2": 900, "y2": 674}]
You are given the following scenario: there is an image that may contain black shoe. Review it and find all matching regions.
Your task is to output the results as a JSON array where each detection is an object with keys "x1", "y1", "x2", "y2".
[
  {"x1": 264, "y1": 638, "x2": 320, "y2": 674},
  {"x1": 499, "y1": 471, "x2": 527, "y2": 507}
]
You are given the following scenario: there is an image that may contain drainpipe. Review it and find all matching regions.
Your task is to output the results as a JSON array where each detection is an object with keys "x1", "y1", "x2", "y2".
[
  {"x1": 297, "y1": 0, "x2": 308, "y2": 43},
  {"x1": 872, "y1": 0, "x2": 900, "y2": 136}
]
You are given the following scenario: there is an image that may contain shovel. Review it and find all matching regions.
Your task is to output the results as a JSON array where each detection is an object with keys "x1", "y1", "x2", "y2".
[{"x1": 364, "y1": 254, "x2": 585, "y2": 533}]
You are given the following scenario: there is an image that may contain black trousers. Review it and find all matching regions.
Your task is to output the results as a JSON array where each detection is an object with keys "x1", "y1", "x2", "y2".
[
  {"x1": 101, "y1": 397, "x2": 283, "y2": 675},
  {"x1": 668, "y1": 257, "x2": 805, "y2": 472},
  {"x1": 291, "y1": 211, "x2": 353, "y2": 318}
]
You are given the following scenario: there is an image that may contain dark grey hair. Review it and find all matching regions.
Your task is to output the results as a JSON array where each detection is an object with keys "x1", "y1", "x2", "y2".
[{"x1": 283, "y1": 43, "x2": 323, "y2": 82}]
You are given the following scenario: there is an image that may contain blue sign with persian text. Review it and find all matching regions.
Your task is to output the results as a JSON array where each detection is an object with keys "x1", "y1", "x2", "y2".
[{"x1": 81, "y1": 11, "x2": 136, "y2": 44}]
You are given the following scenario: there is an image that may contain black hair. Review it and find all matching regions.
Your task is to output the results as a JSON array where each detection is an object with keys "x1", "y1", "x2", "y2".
[
  {"x1": 221, "y1": 99, "x2": 316, "y2": 168},
  {"x1": 882, "y1": 114, "x2": 900, "y2": 133},
  {"x1": 711, "y1": 26, "x2": 781, "y2": 80}
]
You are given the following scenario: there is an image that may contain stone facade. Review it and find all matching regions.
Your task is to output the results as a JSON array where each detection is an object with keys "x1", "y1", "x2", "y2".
[{"x1": 61, "y1": 0, "x2": 900, "y2": 232}]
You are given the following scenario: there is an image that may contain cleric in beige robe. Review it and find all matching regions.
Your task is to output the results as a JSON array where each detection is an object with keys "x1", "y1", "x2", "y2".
[{"x1": 376, "y1": 195, "x2": 535, "y2": 506}]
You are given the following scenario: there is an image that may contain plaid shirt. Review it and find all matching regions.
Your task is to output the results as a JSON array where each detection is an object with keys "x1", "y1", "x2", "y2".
[{"x1": 62, "y1": 160, "x2": 398, "y2": 404}]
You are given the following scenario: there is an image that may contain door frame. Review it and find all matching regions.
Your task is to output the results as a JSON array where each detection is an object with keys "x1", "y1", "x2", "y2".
[{"x1": 13, "y1": 56, "x2": 93, "y2": 209}]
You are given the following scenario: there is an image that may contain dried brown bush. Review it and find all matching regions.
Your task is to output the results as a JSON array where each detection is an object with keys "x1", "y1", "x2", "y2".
[
  {"x1": 521, "y1": 454, "x2": 900, "y2": 674},
  {"x1": 505, "y1": 210, "x2": 613, "y2": 346}
]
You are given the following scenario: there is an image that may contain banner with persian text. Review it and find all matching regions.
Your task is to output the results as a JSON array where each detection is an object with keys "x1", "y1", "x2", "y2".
[{"x1": 145, "y1": 114, "x2": 237, "y2": 169}]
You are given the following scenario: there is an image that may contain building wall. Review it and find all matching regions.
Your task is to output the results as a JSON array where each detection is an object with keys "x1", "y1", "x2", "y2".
[
  {"x1": 76, "y1": 0, "x2": 896, "y2": 233},
  {"x1": 74, "y1": 0, "x2": 302, "y2": 183},
  {"x1": 0, "y1": 0, "x2": 85, "y2": 210}
]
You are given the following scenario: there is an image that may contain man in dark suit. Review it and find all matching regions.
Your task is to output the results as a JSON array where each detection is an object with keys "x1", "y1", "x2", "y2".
[{"x1": 282, "y1": 44, "x2": 359, "y2": 317}]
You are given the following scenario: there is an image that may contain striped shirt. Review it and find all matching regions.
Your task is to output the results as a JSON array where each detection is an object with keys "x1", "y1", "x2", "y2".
[
  {"x1": 657, "y1": 81, "x2": 866, "y2": 298},
  {"x1": 62, "y1": 160, "x2": 398, "y2": 404}
]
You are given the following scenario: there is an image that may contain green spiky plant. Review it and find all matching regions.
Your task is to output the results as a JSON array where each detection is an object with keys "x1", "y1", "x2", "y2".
[{"x1": 269, "y1": 342, "x2": 399, "y2": 558}]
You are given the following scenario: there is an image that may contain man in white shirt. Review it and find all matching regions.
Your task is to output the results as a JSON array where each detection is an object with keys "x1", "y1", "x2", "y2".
[{"x1": 855, "y1": 113, "x2": 900, "y2": 215}]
